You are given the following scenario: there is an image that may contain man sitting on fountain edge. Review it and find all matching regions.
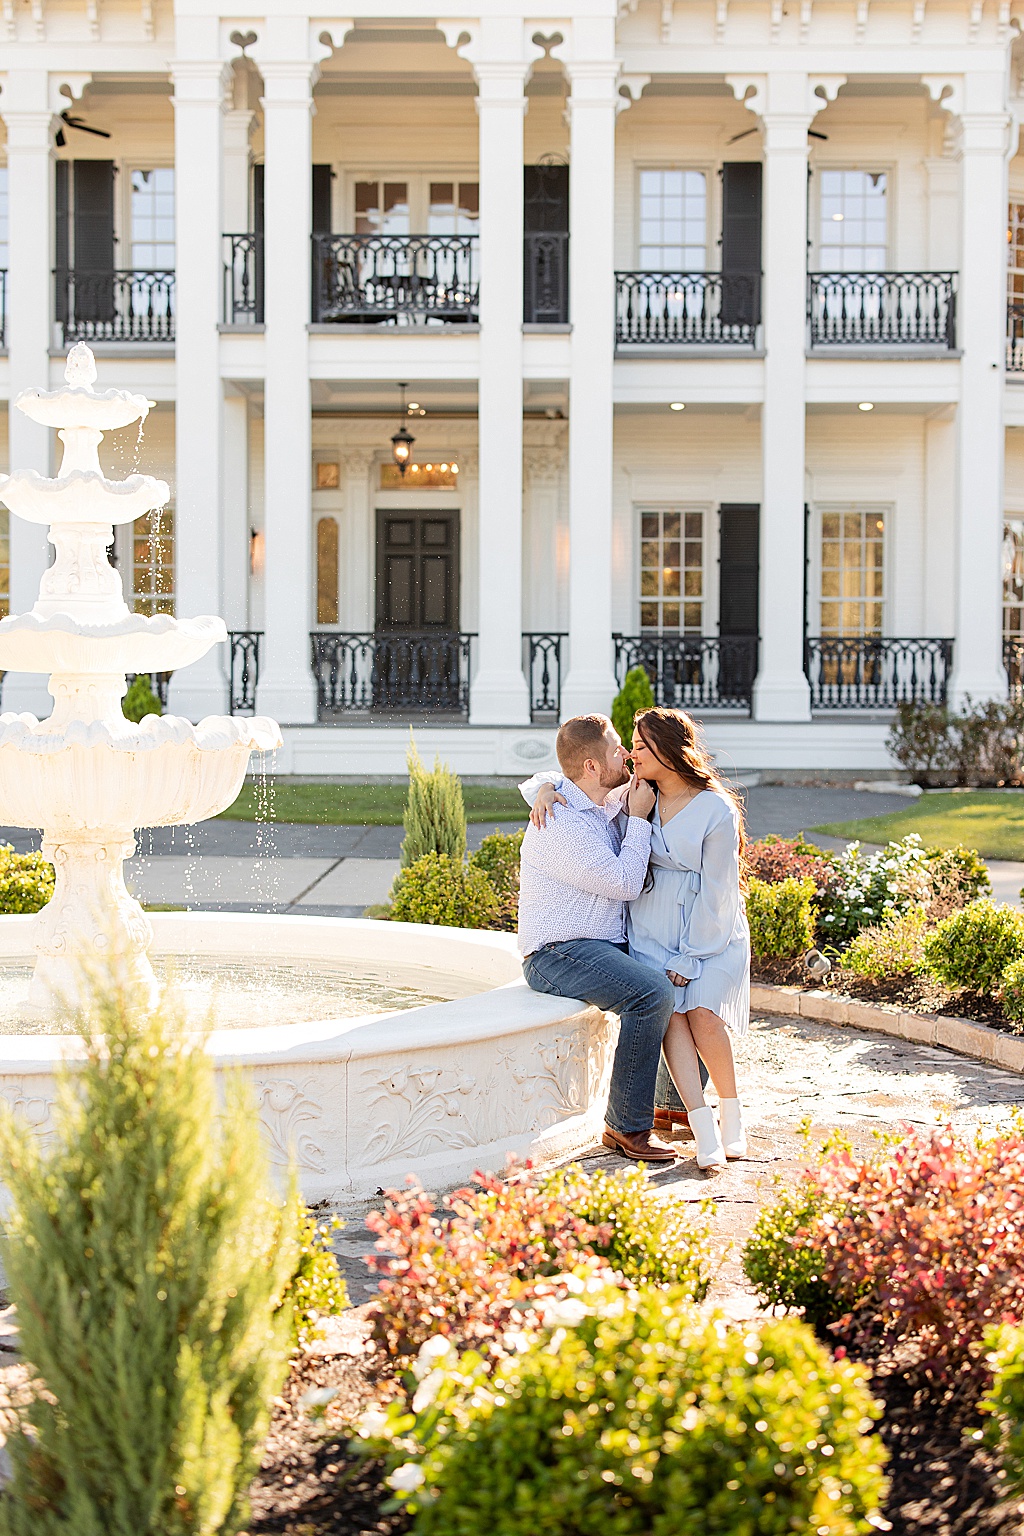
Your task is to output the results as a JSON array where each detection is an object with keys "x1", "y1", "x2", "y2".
[{"x1": 516, "y1": 713, "x2": 679, "y2": 1162}]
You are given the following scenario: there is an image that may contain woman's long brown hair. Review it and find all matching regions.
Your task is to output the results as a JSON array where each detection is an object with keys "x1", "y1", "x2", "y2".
[{"x1": 633, "y1": 706, "x2": 748, "y2": 874}]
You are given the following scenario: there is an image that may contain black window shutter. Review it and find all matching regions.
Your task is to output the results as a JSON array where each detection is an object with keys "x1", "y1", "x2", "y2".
[
  {"x1": 720, "y1": 162, "x2": 761, "y2": 326},
  {"x1": 312, "y1": 164, "x2": 332, "y2": 233},
  {"x1": 55, "y1": 160, "x2": 69, "y2": 324},
  {"x1": 718, "y1": 504, "x2": 760, "y2": 636},
  {"x1": 252, "y1": 162, "x2": 265, "y2": 235},
  {"x1": 72, "y1": 161, "x2": 115, "y2": 325},
  {"x1": 523, "y1": 163, "x2": 569, "y2": 324}
]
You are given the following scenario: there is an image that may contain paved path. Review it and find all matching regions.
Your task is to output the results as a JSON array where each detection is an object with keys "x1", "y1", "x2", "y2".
[
  {"x1": 328, "y1": 1003, "x2": 1024, "y2": 1314},
  {"x1": 0, "y1": 785, "x2": 1019, "y2": 912}
]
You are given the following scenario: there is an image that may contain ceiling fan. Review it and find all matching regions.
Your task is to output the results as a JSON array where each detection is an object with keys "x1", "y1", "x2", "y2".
[
  {"x1": 55, "y1": 110, "x2": 112, "y2": 148},
  {"x1": 727, "y1": 125, "x2": 828, "y2": 144}
]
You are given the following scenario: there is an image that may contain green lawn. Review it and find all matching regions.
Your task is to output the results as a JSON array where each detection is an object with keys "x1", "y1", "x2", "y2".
[
  {"x1": 813, "y1": 790, "x2": 1024, "y2": 862},
  {"x1": 218, "y1": 780, "x2": 528, "y2": 826}
]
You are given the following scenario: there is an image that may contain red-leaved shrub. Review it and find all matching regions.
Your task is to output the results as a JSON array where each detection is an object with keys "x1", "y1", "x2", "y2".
[
  {"x1": 745, "y1": 834, "x2": 837, "y2": 896},
  {"x1": 813, "y1": 1125, "x2": 1024, "y2": 1383},
  {"x1": 365, "y1": 1172, "x2": 606, "y2": 1362}
]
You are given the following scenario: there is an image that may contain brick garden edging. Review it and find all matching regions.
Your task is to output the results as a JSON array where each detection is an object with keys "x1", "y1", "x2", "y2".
[{"x1": 751, "y1": 982, "x2": 1024, "y2": 1076}]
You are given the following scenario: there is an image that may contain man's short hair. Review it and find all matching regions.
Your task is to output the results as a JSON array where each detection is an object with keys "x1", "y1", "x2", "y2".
[{"x1": 556, "y1": 714, "x2": 612, "y2": 781}]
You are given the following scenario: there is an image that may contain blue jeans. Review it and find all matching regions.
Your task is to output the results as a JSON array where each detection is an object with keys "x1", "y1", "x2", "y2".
[
  {"x1": 522, "y1": 939, "x2": 675, "y2": 1135},
  {"x1": 656, "y1": 1053, "x2": 709, "y2": 1113}
]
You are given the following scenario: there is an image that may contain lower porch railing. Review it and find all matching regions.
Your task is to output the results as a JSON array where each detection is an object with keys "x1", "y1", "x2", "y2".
[
  {"x1": 523, "y1": 632, "x2": 567, "y2": 721},
  {"x1": 229, "y1": 631, "x2": 262, "y2": 715},
  {"x1": 613, "y1": 635, "x2": 758, "y2": 712},
  {"x1": 310, "y1": 631, "x2": 475, "y2": 717},
  {"x1": 804, "y1": 637, "x2": 953, "y2": 709},
  {"x1": 1005, "y1": 638, "x2": 1024, "y2": 700}
]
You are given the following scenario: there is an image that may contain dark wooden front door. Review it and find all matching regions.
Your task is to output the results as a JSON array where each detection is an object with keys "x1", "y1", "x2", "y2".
[{"x1": 374, "y1": 511, "x2": 462, "y2": 709}]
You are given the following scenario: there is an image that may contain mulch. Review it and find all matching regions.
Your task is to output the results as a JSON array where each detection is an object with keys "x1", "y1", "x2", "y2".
[
  {"x1": 752, "y1": 962, "x2": 1018, "y2": 1035},
  {"x1": 247, "y1": 1308, "x2": 1024, "y2": 1536}
]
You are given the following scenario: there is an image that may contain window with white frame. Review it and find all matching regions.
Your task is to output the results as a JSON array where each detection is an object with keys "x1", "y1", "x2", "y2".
[
  {"x1": 639, "y1": 507, "x2": 704, "y2": 633},
  {"x1": 1009, "y1": 204, "x2": 1024, "y2": 304},
  {"x1": 130, "y1": 169, "x2": 175, "y2": 267},
  {"x1": 637, "y1": 170, "x2": 707, "y2": 270},
  {"x1": 133, "y1": 507, "x2": 175, "y2": 616},
  {"x1": 819, "y1": 508, "x2": 885, "y2": 637},
  {"x1": 354, "y1": 178, "x2": 479, "y2": 235},
  {"x1": 818, "y1": 170, "x2": 887, "y2": 270},
  {"x1": 1004, "y1": 520, "x2": 1024, "y2": 639}
]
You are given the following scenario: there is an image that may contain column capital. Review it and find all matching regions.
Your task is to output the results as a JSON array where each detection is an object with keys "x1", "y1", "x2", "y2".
[
  {"x1": 439, "y1": 16, "x2": 543, "y2": 93},
  {"x1": 170, "y1": 59, "x2": 232, "y2": 107},
  {"x1": 728, "y1": 71, "x2": 845, "y2": 147}
]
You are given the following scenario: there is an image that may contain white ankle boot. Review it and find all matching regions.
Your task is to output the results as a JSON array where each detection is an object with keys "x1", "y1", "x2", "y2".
[
  {"x1": 719, "y1": 1098, "x2": 748, "y2": 1160},
  {"x1": 688, "y1": 1106, "x2": 727, "y2": 1170}
]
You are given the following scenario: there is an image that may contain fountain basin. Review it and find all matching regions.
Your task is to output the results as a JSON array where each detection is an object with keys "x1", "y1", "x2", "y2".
[
  {"x1": 0, "y1": 914, "x2": 613, "y2": 1206},
  {"x1": 0, "y1": 614, "x2": 228, "y2": 676},
  {"x1": 0, "y1": 471, "x2": 168, "y2": 525}
]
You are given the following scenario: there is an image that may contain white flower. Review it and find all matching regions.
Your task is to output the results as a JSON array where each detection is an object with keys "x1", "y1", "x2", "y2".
[
  {"x1": 354, "y1": 1406, "x2": 390, "y2": 1439},
  {"x1": 387, "y1": 1463, "x2": 426, "y2": 1493},
  {"x1": 299, "y1": 1385, "x2": 338, "y2": 1413},
  {"x1": 412, "y1": 1368, "x2": 445, "y2": 1413},
  {"x1": 413, "y1": 1335, "x2": 454, "y2": 1379},
  {"x1": 542, "y1": 1297, "x2": 590, "y2": 1328},
  {"x1": 564, "y1": 1274, "x2": 586, "y2": 1294}
]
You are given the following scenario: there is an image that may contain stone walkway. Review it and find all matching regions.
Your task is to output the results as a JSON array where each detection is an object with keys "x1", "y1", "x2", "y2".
[{"x1": 329, "y1": 1004, "x2": 1024, "y2": 1317}]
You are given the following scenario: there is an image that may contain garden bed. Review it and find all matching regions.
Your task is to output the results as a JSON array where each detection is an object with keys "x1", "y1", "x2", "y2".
[
  {"x1": 753, "y1": 960, "x2": 1019, "y2": 1034},
  {"x1": 247, "y1": 1313, "x2": 1024, "y2": 1536}
]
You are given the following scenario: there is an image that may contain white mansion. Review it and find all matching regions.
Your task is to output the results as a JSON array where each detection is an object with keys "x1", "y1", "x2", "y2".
[{"x1": 0, "y1": 0, "x2": 1022, "y2": 776}]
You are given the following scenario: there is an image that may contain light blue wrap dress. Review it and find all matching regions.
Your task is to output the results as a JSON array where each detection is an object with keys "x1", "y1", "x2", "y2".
[{"x1": 628, "y1": 788, "x2": 750, "y2": 1114}]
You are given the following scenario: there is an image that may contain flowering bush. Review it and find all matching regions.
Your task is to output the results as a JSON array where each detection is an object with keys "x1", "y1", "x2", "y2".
[
  {"x1": 816, "y1": 835, "x2": 933, "y2": 946},
  {"x1": 843, "y1": 904, "x2": 929, "y2": 981},
  {"x1": 924, "y1": 844, "x2": 990, "y2": 911},
  {"x1": 982, "y1": 1323, "x2": 1024, "y2": 1494},
  {"x1": 745, "y1": 834, "x2": 836, "y2": 896},
  {"x1": 746, "y1": 875, "x2": 817, "y2": 959},
  {"x1": 355, "y1": 1279, "x2": 888, "y2": 1536},
  {"x1": 0, "y1": 844, "x2": 55, "y2": 914},
  {"x1": 388, "y1": 851, "x2": 500, "y2": 928},
  {"x1": 365, "y1": 1164, "x2": 715, "y2": 1365},
  {"x1": 538, "y1": 1163, "x2": 714, "y2": 1296},
  {"x1": 923, "y1": 898, "x2": 1024, "y2": 997},
  {"x1": 775, "y1": 1124, "x2": 1024, "y2": 1384}
]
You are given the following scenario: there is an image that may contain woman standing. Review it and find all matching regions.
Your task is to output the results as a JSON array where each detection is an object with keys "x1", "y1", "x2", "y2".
[
  {"x1": 625, "y1": 706, "x2": 749, "y2": 1170},
  {"x1": 526, "y1": 706, "x2": 749, "y2": 1170}
]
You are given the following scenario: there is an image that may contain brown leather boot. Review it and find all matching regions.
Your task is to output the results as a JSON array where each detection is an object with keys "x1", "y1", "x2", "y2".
[
  {"x1": 601, "y1": 1125, "x2": 679, "y2": 1162},
  {"x1": 653, "y1": 1109, "x2": 694, "y2": 1141}
]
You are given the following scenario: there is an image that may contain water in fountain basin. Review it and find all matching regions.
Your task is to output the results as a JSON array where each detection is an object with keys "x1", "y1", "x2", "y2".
[{"x1": 0, "y1": 952, "x2": 468, "y2": 1035}]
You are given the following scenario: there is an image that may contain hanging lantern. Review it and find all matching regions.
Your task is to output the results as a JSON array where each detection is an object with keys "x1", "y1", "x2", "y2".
[{"x1": 391, "y1": 382, "x2": 415, "y2": 476}]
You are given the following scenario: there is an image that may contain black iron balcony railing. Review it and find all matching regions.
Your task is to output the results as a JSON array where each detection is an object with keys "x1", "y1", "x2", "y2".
[
  {"x1": 0, "y1": 269, "x2": 7, "y2": 348},
  {"x1": 312, "y1": 235, "x2": 479, "y2": 326},
  {"x1": 1008, "y1": 305, "x2": 1024, "y2": 373},
  {"x1": 808, "y1": 272, "x2": 956, "y2": 349},
  {"x1": 524, "y1": 233, "x2": 569, "y2": 325},
  {"x1": 523, "y1": 632, "x2": 567, "y2": 720},
  {"x1": 57, "y1": 269, "x2": 176, "y2": 345},
  {"x1": 223, "y1": 234, "x2": 263, "y2": 326},
  {"x1": 804, "y1": 637, "x2": 953, "y2": 709},
  {"x1": 615, "y1": 272, "x2": 760, "y2": 346},
  {"x1": 1005, "y1": 638, "x2": 1024, "y2": 699},
  {"x1": 613, "y1": 635, "x2": 758, "y2": 712},
  {"x1": 229, "y1": 630, "x2": 262, "y2": 715},
  {"x1": 311, "y1": 631, "x2": 475, "y2": 717}
]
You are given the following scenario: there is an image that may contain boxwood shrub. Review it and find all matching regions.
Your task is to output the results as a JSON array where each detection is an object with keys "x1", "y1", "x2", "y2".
[
  {"x1": 923, "y1": 898, "x2": 1024, "y2": 997},
  {"x1": 0, "y1": 844, "x2": 55, "y2": 914},
  {"x1": 746, "y1": 875, "x2": 817, "y2": 960},
  {"x1": 378, "y1": 1287, "x2": 888, "y2": 1536},
  {"x1": 388, "y1": 852, "x2": 499, "y2": 929}
]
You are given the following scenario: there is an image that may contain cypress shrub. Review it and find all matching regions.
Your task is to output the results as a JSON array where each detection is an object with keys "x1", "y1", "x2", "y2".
[
  {"x1": 0, "y1": 976, "x2": 300, "y2": 1536},
  {"x1": 400, "y1": 736, "x2": 467, "y2": 869},
  {"x1": 610, "y1": 665, "x2": 654, "y2": 749},
  {"x1": 122, "y1": 673, "x2": 163, "y2": 722}
]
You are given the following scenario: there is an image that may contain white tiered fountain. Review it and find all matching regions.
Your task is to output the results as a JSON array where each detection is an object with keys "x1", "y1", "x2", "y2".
[
  {"x1": 0, "y1": 346, "x2": 614, "y2": 1206},
  {"x1": 0, "y1": 344, "x2": 280, "y2": 1009}
]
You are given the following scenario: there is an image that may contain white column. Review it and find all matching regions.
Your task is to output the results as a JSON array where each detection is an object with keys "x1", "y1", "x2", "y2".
[
  {"x1": 340, "y1": 449, "x2": 374, "y2": 629},
  {"x1": 1, "y1": 71, "x2": 57, "y2": 717},
  {"x1": 558, "y1": 53, "x2": 620, "y2": 720},
  {"x1": 221, "y1": 388, "x2": 249, "y2": 630},
  {"x1": 466, "y1": 38, "x2": 531, "y2": 724},
  {"x1": 949, "y1": 76, "x2": 1012, "y2": 705},
  {"x1": 223, "y1": 89, "x2": 254, "y2": 234},
  {"x1": 253, "y1": 40, "x2": 320, "y2": 723},
  {"x1": 730, "y1": 74, "x2": 841, "y2": 722},
  {"x1": 167, "y1": 55, "x2": 230, "y2": 720}
]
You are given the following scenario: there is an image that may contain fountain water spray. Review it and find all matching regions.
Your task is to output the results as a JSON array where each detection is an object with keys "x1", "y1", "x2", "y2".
[{"x1": 0, "y1": 344, "x2": 280, "y2": 1009}]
